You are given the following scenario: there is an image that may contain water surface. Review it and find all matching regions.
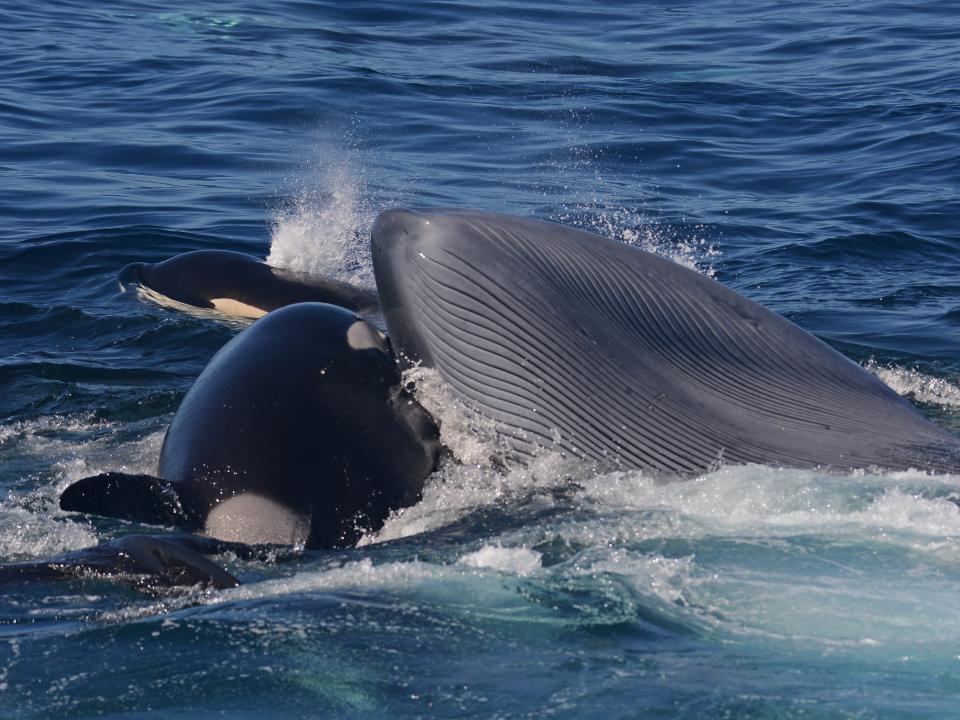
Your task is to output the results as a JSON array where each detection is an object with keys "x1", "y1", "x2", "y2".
[{"x1": 2, "y1": 1, "x2": 960, "y2": 717}]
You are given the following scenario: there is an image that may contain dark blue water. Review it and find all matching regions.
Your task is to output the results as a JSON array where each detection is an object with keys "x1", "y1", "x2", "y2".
[{"x1": 3, "y1": 1, "x2": 960, "y2": 717}]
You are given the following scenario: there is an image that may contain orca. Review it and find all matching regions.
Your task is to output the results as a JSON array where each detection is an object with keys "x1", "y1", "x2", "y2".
[
  {"x1": 60, "y1": 302, "x2": 441, "y2": 549},
  {"x1": 120, "y1": 249, "x2": 380, "y2": 320},
  {"x1": 371, "y1": 208, "x2": 960, "y2": 474},
  {"x1": 0, "y1": 534, "x2": 240, "y2": 589}
]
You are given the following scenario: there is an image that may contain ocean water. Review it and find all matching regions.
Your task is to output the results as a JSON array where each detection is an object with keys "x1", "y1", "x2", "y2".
[{"x1": 2, "y1": 1, "x2": 960, "y2": 717}]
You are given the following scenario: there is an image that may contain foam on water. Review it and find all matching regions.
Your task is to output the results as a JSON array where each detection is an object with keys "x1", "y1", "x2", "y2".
[
  {"x1": 358, "y1": 379, "x2": 960, "y2": 653},
  {"x1": 0, "y1": 504, "x2": 97, "y2": 561},
  {"x1": 398, "y1": 365, "x2": 505, "y2": 466},
  {"x1": 0, "y1": 414, "x2": 164, "y2": 561},
  {"x1": 570, "y1": 467, "x2": 960, "y2": 652},
  {"x1": 155, "y1": 451, "x2": 960, "y2": 658},
  {"x1": 866, "y1": 360, "x2": 960, "y2": 408},
  {"x1": 458, "y1": 545, "x2": 542, "y2": 575},
  {"x1": 365, "y1": 364, "x2": 592, "y2": 545},
  {"x1": 95, "y1": 553, "x2": 556, "y2": 629}
]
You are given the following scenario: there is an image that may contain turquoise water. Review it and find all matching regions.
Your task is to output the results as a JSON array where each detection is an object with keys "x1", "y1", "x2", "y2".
[{"x1": 3, "y1": 1, "x2": 960, "y2": 717}]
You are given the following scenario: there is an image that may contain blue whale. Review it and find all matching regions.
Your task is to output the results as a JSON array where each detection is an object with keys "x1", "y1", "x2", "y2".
[{"x1": 371, "y1": 208, "x2": 960, "y2": 474}]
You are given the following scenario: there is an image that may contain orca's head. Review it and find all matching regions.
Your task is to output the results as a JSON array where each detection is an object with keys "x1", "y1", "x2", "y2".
[
  {"x1": 118, "y1": 250, "x2": 271, "y2": 317},
  {"x1": 118, "y1": 261, "x2": 146, "y2": 291},
  {"x1": 119, "y1": 252, "x2": 212, "y2": 306},
  {"x1": 175, "y1": 301, "x2": 440, "y2": 549}
]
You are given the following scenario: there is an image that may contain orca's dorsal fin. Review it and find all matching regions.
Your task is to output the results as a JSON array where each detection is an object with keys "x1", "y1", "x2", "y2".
[
  {"x1": 59, "y1": 472, "x2": 202, "y2": 530},
  {"x1": 113, "y1": 534, "x2": 239, "y2": 589},
  {"x1": 0, "y1": 533, "x2": 239, "y2": 590}
]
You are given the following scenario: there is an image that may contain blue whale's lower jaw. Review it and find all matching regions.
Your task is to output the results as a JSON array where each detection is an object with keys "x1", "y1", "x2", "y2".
[{"x1": 371, "y1": 208, "x2": 960, "y2": 475}]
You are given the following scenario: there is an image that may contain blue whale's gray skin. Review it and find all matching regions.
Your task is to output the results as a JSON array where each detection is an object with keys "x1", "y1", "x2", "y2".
[
  {"x1": 120, "y1": 250, "x2": 380, "y2": 320},
  {"x1": 61, "y1": 303, "x2": 441, "y2": 548},
  {"x1": 371, "y1": 208, "x2": 960, "y2": 474}
]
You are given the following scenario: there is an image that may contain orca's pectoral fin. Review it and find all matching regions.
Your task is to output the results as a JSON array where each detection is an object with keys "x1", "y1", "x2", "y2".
[{"x1": 60, "y1": 472, "x2": 200, "y2": 530}]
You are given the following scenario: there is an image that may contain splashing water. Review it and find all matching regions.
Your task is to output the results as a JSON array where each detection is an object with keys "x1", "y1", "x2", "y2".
[
  {"x1": 0, "y1": 415, "x2": 165, "y2": 561},
  {"x1": 7, "y1": 0, "x2": 960, "y2": 715},
  {"x1": 264, "y1": 143, "x2": 721, "y2": 289},
  {"x1": 400, "y1": 365, "x2": 505, "y2": 467},
  {"x1": 555, "y1": 204, "x2": 721, "y2": 276},
  {"x1": 866, "y1": 360, "x2": 960, "y2": 409},
  {"x1": 266, "y1": 155, "x2": 378, "y2": 288}
]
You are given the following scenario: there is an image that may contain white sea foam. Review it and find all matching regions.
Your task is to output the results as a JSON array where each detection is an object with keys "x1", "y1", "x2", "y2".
[
  {"x1": 99, "y1": 554, "x2": 553, "y2": 627},
  {"x1": 399, "y1": 365, "x2": 504, "y2": 466},
  {"x1": 357, "y1": 443, "x2": 960, "y2": 653},
  {"x1": 866, "y1": 360, "x2": 960, "y2": 408},
  {"x1": 551, "y1": 464, "x2": 960, "y2": 547},
  {"x1": 360, "y1": 364, "x2": 595, "y2": 547},
  {"x1": 50, "y1": 428, "x2": 164, "y2": 491},
  {"x1": 266, "y1": 151, "x2": 378, "y2": 288},
  {"x1": 0, "y1": 413, "x2": 164, "y2": 560},
  {"x1": 193, "y1": 557, "x2": 546, "y2": 619},
  {"x1": 541, "y1": 465, "x2": 960, "y2": 649},
  {"x1": 574, "y1": 549, "x2": 696, "y2": 608},
  {"x1": 1, "y1": 414, "x2": 163, "y2": 481},
  {"x1": 458, "y1": 545, "x2": 542, "y2": 576},
  {"x1": 0, "y1": 504, "x2": 97, "y2": 560},
  {"x1": 79, "y1": 448, "x2": 960, "y2": 656}
]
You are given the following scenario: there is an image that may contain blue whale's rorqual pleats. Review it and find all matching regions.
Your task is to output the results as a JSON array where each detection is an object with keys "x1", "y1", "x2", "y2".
[{"x1": 372, "y1": 209, "x2": 960, "y2": 474}]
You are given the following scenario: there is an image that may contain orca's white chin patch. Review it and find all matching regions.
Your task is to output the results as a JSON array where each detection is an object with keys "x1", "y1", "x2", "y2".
[
  {"x1": 210, "y1": 298, "x2": 268, "y2": 319},
  {"x1": 131, "y1": 285, "x2": 260, "y2": 324},
  {"x1": 204, "y1": 493, "x2": 310, "y2": 546},
  {"x1": 134, "y1": 284, "x2": 202, "y2": 313}
]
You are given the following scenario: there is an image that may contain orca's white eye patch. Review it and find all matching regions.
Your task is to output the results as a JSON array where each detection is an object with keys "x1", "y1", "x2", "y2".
[{"x1": 346, "y1": 320, "x2": 388, "y2": 352}]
